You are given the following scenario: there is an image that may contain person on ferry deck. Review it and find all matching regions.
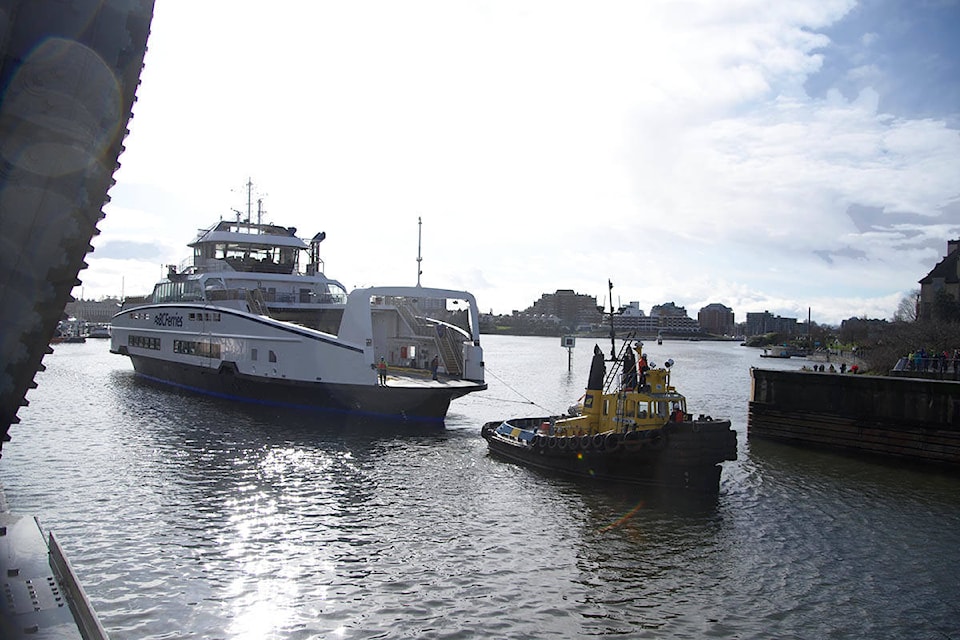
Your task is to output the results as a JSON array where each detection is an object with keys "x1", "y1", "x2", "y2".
[{"x1": 378, "y1": 357, "x2": 388, "y2": 385}]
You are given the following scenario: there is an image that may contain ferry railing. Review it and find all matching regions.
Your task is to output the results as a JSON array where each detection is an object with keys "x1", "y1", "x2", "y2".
[
  {"x1": 394, "y1": 298, "x2": 433, "y2": 337},
  {"x1": 204, "y1": 288, "x2": 271, "y2": 316},
  {"x1": 436, "y1": 325, "x2": 465, "y2": 377},
  {"x1": 245, "y1": 289, "x2": 270, "y2": 316},
  {"x1": 393, "y1": 298, "x2": 467, "y2": 377}
]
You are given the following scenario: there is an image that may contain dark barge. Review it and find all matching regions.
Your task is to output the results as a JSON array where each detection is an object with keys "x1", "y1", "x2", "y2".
[{"x1": 748, "y1": 368, "x2": 960, "y2": 469}]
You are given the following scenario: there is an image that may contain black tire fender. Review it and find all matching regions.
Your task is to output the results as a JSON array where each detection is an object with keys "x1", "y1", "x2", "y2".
[{"x1": 604, "y1": 432, "x2": 620, "y2": 452}]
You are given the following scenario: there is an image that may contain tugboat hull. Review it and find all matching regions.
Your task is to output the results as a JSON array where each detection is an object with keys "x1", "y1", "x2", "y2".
[{"x1": 482, "y1": 417, "x2": 737, "y2": 492}]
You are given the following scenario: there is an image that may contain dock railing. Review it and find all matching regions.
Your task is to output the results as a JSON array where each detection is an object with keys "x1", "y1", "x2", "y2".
[{"x1": 892, "y1": 356, "x2": 960, "y2": 380}]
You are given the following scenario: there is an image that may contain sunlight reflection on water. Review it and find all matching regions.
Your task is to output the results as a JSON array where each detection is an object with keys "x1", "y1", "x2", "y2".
[{"x1": 3, "y1": 338, "x2": 960, "y2": 639}]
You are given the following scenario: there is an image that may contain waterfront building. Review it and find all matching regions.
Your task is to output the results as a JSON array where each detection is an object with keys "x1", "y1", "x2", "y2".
[
  {"x1": 918, "y1": 239, "x2": 960, "y2": 321},
  {"x1": 650, "y1": 301, "x2": 700, "y2": 335},
  {"x1": 529, "y1": 289, "x2": 601, "y2": 330},
  {"x1": 745, "y1": 311, "x2": 798, "y2": 336},
  {"x1": 613, "y1": 301, "x2": 700, "y2": 335},
  {"x1": 650, "y1": 301, "x2": 687, "y2": 318},
  {"x1": 65, "y1": 297, "x2": 122, "y2": 323},
  {"x1": 612, "y1": 301, "x2": 659, "y2": 334},
  {"x1": 698, "y1": 303, "x2": 735, "y2": 336}
]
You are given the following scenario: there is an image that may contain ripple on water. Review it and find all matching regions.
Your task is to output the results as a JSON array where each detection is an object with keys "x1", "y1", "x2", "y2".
[{"x1": 4, "y1": 339, "x2": 960, "y2": 639}]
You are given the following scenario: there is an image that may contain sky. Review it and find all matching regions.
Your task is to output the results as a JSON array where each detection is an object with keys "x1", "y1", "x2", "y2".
[{"x1": 78, "y1": 0, "x2": 960, "y2": 326}]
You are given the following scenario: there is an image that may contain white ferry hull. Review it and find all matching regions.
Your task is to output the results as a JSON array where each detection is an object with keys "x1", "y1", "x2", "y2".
[
  {"x1": 111, "y1": 295, "x2": 486, "y2": 423},
  {"x1": 127, "y1": 353, "x2": 480, "y2": 422}
]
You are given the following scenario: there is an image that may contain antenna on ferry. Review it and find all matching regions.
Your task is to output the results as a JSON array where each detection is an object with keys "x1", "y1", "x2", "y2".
[
  {"x1": 257, "y1": 198, "x2": 263, "y2": 226},
  {"x1": 416, "y1": 216, "x2": 423, "y2": 287},
  {"x1": 246, "y1": 177, "x2": 253, "y2": 223}
]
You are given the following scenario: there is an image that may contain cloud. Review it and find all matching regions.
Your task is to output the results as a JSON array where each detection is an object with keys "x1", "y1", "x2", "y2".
[
  {"x1": 92, "y1": 240, "x2": 164, "y2": 261},
  {"x1": 70, "y1": 0, "x2": 960, "y2": 327}
]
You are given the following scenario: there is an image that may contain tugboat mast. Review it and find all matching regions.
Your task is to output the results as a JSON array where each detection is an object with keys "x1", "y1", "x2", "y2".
[
  {"x1": 416, "y1": 216, "x2": 423, "y2": 287},
  {"x1": 607, "y1": 279, "x2": 617, "y2": 360}
]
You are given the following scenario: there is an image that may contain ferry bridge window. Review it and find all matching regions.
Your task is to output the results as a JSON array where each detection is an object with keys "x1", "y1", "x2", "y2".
[
  {"x1": 154, "y1": 281, "x2": 196, "y2": 304},
  {"x1": 251, "y1": 348, "x2": 258, "y2": 361},
  {"x1": 269, "y1": 350, "x2": 277, "y2": 363},
  {"x1": 183, "y1": 280, "x2": 202, "y2": 301}
]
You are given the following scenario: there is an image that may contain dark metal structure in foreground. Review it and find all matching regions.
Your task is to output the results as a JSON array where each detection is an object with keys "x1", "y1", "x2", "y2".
[
  {"x1": 749, "y1": 368, "x2": 960, "y2": 468},
  {"x1": 0, "y1": 1, "x2": 155, "y2": 636}
]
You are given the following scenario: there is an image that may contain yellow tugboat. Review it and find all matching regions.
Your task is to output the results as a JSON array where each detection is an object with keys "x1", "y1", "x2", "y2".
[{"x1": 482, "y1": 283, "x2": 738, "y2": 492}]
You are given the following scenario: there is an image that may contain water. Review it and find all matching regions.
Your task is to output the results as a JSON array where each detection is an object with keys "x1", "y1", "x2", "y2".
[{"x1": 3, "y1": 336, "x2": 959, "y2": 639}]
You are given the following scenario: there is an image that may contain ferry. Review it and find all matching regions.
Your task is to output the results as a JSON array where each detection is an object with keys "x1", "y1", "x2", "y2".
[
  {"x1": 110, "y1": 187, "x2": 486, "y2": 421},
  {"x1": 482, "y1": 284, "x2": 736, "y2": 491}
]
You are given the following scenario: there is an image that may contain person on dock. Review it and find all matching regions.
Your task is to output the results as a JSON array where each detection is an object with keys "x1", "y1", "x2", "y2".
[
  {"x1": 431, "y1": 355, "x2": 439, "y2": 380},
  {"x1": 378, "y1": 357, "x2": 388, "y2": 386}
]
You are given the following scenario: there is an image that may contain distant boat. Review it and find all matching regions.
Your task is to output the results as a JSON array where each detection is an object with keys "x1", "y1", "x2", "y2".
[
  {"x1": 87, "y1": 324, "x2": 112, "y2": 339},
  {"x1": 51, "y1": 320, "x2": 86, "y2": 343},
  {"x1": 760, "y1": 347, "x2": 791, "y2": 358}
]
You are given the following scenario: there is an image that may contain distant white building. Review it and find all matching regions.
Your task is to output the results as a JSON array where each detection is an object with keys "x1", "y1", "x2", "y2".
[{"x1": 613, "y1": 301, "x2": 700, "y2": 335}]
